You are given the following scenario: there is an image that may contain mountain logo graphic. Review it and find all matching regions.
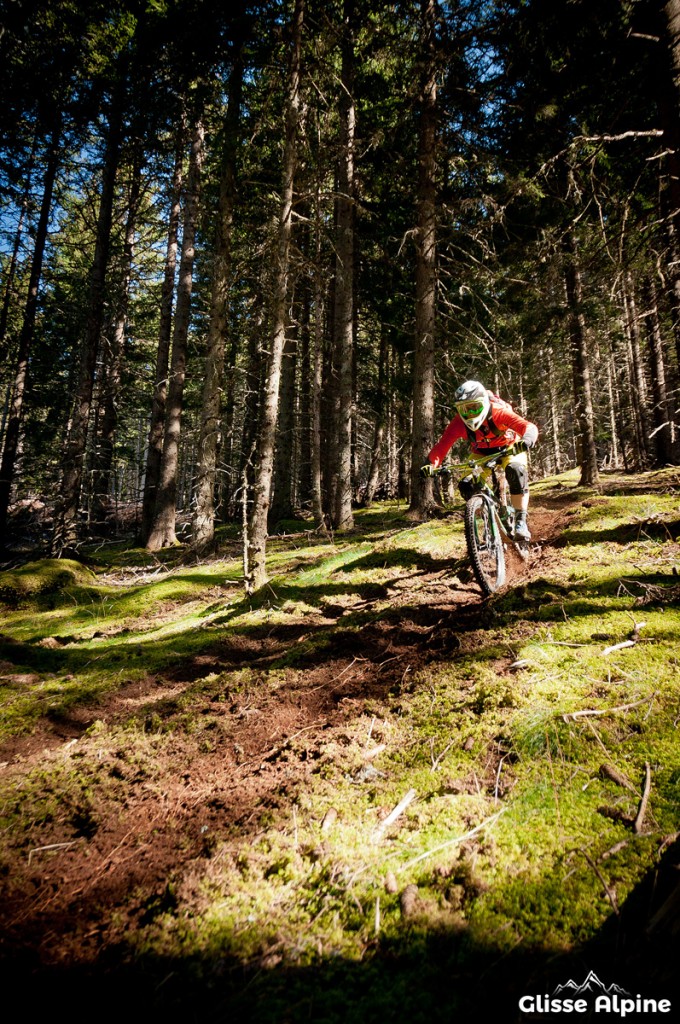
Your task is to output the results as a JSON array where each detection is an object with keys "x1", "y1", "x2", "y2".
[{"x1": 553, "y1": 971, "x2": 631, "y2": 999}]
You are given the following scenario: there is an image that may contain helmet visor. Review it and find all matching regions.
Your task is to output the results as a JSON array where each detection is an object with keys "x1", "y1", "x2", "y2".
[{"x1": 457, "y1": 400, "x2": 486, "y2": 419}]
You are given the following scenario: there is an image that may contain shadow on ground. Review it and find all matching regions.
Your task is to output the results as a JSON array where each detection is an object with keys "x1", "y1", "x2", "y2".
[{"x1": 2, "y1": 834, "x2": 678, "y2": 1023}]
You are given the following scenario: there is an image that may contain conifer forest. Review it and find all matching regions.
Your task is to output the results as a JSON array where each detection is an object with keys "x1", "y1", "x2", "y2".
[{"x1": 0, "y1": 1, "x2": 679, "y2": 1021}]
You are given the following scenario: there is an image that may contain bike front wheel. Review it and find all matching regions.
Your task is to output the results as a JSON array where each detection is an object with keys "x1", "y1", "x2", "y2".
[{"x1": 464, "y1": 494, "x2": 506, "y2": 595}]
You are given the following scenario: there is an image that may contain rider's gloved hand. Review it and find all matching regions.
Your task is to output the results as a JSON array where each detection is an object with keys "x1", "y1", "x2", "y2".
[
  {"x1": 420, "y1": 462, "x2": 436, "y2": 477},
  {"x1": 521, "y1": 425, "x2": 538, "y2": 449},
  {"x1": 514, "y1": 440, "x2": 528, "y2": 453}
]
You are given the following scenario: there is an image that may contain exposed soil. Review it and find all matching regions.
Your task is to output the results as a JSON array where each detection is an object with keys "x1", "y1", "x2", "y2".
[{"x1": 0, "y1": 493, "x2": 579, "y2": 976}]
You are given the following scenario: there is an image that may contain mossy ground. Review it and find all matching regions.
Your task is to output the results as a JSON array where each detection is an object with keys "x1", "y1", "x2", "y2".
[{"x1": 0, "y1": 469, "x2": 679, "y2": 1020}]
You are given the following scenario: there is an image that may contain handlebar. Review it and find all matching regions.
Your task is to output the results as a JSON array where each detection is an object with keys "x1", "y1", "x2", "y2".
[{"x1": 431, "y1": 444, "x2": 521, "y2": 475}]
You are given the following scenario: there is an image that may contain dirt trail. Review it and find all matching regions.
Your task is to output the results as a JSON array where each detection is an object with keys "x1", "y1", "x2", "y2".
[{"x1": 0, "y1": 491, "x2": 578, "y2": 971}]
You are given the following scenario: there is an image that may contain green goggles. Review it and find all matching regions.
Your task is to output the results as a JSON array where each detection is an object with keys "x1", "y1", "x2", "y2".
[{"x1": 456, "y1": 400, "x2": 485, "y2": 418}]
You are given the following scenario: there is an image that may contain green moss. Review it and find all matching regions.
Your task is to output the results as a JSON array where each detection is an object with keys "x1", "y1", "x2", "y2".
[
  {"x1": 0, "y1": 480, "x2": 679, "y2": 1013},
  {"x1": 0, "y1": 558, "x2": 97, "y2": 608}
]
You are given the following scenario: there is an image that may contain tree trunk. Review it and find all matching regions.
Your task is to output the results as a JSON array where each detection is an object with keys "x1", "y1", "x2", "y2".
[
  {"x1": 146, "y1": 115, "x2": 204, "y2": 551},
  {"x1": 408, "y1": 0, "x2": 438, "y2": 517},
  {"x1": 52, "y1": 95, "x2": 123, "y2": 556},
  {"x1": 0, "y1": 136, "x2": 35, "y2": 370},
  {"x1": 92, "y1": 154, "x2": 143, "y2": 529},
  {"x1": 604, "y1": 338, "x2": 620, "y2": 470},
  {"x1": 239, "y1": 297, "x2": 266, "y2": 509},
  {"x1": 545, "y1": 345, "x2": 562, "y2": 474},
  {"x1": 269, "y1": 320, "x2": 298, "y2": 527},
  {"x1": 310, "y1": 176, "x2": 326, "y2": 525},
  {"x1": 244, "y1": 0, "x2": 303, "y2": 594},
  {"x1": 139, "y1": 125, "x2": 184, "y2": 544},
  {"x1": 364, "y1": 329, "x2": 388, "y2": 506},
  {"x1": 192, "y1": 56, "x2": 243, "y2": 555},
  {"x1": 0, "y1": 125, "x2": 59, "y2": 542},
  {"x1": 622, "y1": 273, "x2": 654, "y2": 466},
  {"x1": 564, "y1": 232, "x2": 599, "y2": 488},
  {"x1": 642, "y1": 275, "x2": 675, "y2": 465},
  {"x1": 297, "y1": 262, "x2": 312, "y2": 510},
  {"x1": 330, "y1": 0, "x2": 356, "y2": 532},
  {"x1": 661, "y1": 2, "x2": 680, "y2": 366},
  {"x1": 619, "y1": 291, "x2": 646, "y2": 468}
]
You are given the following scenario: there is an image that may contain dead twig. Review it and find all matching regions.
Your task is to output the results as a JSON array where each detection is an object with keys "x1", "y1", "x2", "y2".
[
  {"x1": 27, "y1": 840, "x2": 82, "y2": 865},
  {"x1": 599, "y1": 763, "x2": 637, "y2": 792},
  {"x1": 430, "y1": 739, "x2": 455, "y2": 772},
  {"x1": 540, "y1": 640, "x2": 590, "y2": 648},
  {"x1": 634, "y1": 761, "x2": 652, "y2": 834},
  {"x1": 585, "y1": 718, "x2": 611, "y2": 758},
  {"x1": 562, "y1": 692, "x2": 657, "y2": 723},
  {"x1": 396, "y1": 808, "x2": 505, "y2": 872},
  {"x1": 602, "y1": 640, "x2": 636, "y2": 656},
  {"x1": 240, "y1": 720, "x2": 326, "y2": 770},
  {"x1": 494, "y1": 755, "x2": 507, "y2": 805},
  {"x1": 372, "y1": 789, "x2": 417, "y2": 842},
  {"x1": 579, "y1": 849, "x2": 619, "y2": 915},
  {"x1": 600, "y1": 839, "x2": 629, "y2": 861}
]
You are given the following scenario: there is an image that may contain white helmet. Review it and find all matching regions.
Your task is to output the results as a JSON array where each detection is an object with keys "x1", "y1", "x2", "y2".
[{"x1": 454, "y1": 380, "x2": 490, "y2": 431}]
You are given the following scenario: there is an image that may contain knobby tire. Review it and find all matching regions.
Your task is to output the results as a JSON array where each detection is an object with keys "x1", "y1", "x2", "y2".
[{"x1": 464, "y1": 493, "x2": 506, "y2": 595}]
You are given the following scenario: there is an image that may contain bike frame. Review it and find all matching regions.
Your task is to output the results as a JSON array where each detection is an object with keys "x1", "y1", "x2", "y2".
[{"x1": 438, "y1": 447, "x2": 517, "y2": 541}]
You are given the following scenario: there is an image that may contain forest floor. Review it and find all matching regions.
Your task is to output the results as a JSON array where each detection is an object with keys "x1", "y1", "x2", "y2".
[{"x1": 0, "y1": 468, "x2": 679, "y2": 1023}]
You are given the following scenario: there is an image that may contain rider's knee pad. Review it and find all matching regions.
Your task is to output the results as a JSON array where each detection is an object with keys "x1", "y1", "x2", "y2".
[
  {"x1": 458, "y1": 475, "x2": 476, "y2": 501},
  {"x1": 506, "y1": 462, "x2": 529, "y2": 495}
]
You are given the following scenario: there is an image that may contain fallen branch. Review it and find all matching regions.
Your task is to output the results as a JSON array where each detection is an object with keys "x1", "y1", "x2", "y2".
[
  {"x1": 602, "y1": 640, "x2": 636, "y2": 656},
  {"x1": 372, "y1": 788, "x2": 417, "y2": 842},
  {"x1": 494, "y1": 755, "x2": 507, "y2": 805},
  {"x1": 634, "y1": 761, "x2": 652, "y2": 834},
  {"x1": 240, "y1": 720, "x2": 327, "y2": 771},
  {"x1": 540, "y1": 641, "x2": 591, "y2": 648},
  {"x1": 600, "y1": 839, "x2": 629, "y2": 860},
  {"x1": 579, "y1": 849, "x2": 619, "y2": 916},
  {"x1": 430, "y1": 739, "x2": 455, "y2": 772},
  {"x1": 27, "y1": 840, "x2": 81, "y2": 865},
  {"x1": 396, "y1": 809, "x2": 505, "y2": 872},
  {"x1": 562, "y1": 692, "x2": 657, "y2": 723},
  {"x1": 599, "y1": 763, "x2": 637, "y2": 792}
]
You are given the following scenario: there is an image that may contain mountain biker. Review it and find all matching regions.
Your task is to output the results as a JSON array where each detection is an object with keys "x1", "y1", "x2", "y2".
[{"x1": 422, "y1": 380, "x2": 539, "y2": 541}]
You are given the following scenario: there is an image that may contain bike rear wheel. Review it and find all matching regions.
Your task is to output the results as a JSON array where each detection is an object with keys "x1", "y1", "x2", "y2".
[{"x1": 464, "y1": 493, "x2": 506, "y2": 595}]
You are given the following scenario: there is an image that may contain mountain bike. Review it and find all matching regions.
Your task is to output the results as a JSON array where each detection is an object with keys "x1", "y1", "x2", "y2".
[{"x1": 433, "y1": 445, "x2": 529, "y2": 596}]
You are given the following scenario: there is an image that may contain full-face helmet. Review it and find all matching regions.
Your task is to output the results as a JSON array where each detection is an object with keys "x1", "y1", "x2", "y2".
[{"x1": 454, "y1": 380, "x2": 490, "y2": 432}]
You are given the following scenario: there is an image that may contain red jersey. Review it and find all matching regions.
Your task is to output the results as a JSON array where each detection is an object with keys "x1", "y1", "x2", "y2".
[{"x1": 429, "y1": 396, "x2": 535, "y2": 466}]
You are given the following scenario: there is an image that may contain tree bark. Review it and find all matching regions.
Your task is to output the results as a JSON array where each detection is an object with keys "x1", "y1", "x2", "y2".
[
  {"x1": 622, "y1": 273, "x2": 654, "y2": 466},
  {"x1": 192, "y1": 55, "x2": 243, "y2": 555},
  {"x1": 269, "y1": 318, "x2": 298, "y2": 526},
  {"x1": 140, "y1": 125, "x2": 184, "y2": 544},
  {"x1": 661, "y1": 1, "x2": 680, "y2": 365},
  {"x1": 52, "y1": 94, "x2": 123, "y2": 556},
  {"x1": 297, "y1": 261, "x2": 312, "y2": 509},
  {"x1": 146, "y1": 115, "x2": 204, "y2": 551},
  {"x1": 408, "y1": 0, "x2": 438, "y2": 517},
  {"x1": 0, "y1": 136, "x2": 35, "y2": 370},
  {"x1": 642, "y1": 274, "x2": 675, "y2": 465},
  {"x1": 244, "y1": 0, "x2": 303, "y2": 593},
  {"x1": 564, "y1": 232, "x2": 599, "y2": 488},
  {"x1": 330, "y1": 0, "x2": 356, "y2": 531},
  {"x1": 545, "y1": 345, "x2": 562, "y2": 474},
  {"x1": 0, "y1": 125, "x2": 59, "y2": 541},
  {"x1": 364, "y1": 329, "x2": 388, "y2": 506},
  {"x1": 310, "y1": 175, "x2": 326, "y2": 525},
  {"x1": 92, "y1": 153, "x2": 143, "y2": 528},
  {"x1": 604, "y1": 338, "x2": 621, "y2": 470}
]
